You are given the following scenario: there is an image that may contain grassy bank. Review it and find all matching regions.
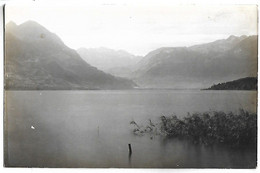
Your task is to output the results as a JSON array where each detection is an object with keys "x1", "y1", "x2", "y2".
[{"x1": 130, "y1": 110, "x2": 257, "y2": 146}]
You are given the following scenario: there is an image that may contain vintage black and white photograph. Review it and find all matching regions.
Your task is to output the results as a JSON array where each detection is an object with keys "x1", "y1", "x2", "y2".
[{"x1": 3, "y1": 1, "x2": 258, "y2": 168}]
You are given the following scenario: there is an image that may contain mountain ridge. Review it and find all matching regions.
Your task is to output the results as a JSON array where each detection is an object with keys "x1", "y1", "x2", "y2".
[
  {"x1": 131, "y1": 35, "x2": 258, "y2": 89},
  {"x1": 5, "y1": 21, "x2": 137, "y2": 90}
]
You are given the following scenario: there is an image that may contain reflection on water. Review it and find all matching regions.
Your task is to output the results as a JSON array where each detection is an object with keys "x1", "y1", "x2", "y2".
[
  {"x1": 158, "y1": 137, "x2": 256, "y2": 168},
  {"x1": 5, "y1": 90, "x2": 257, "y2": 168}
]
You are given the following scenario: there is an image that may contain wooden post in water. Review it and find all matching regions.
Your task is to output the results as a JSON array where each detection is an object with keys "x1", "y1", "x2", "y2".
[
  {"x1": 128, "y1": 143, "x2": 132, "y2": 167},
  {"x1": 128, "y1": 144, "x2": 132, "y2": 155}
]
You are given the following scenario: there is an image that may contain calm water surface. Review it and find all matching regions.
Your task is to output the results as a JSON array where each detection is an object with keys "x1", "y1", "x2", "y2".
[{"x1": 5, "y1": 90, "x2": 257, "y2": 168}]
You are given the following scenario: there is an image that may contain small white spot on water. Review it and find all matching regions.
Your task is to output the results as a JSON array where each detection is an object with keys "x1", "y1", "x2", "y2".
[{"x1": 31, "y1": 126, "x2": 35, "y2": 130}]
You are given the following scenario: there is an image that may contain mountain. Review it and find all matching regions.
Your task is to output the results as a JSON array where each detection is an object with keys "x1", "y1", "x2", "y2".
[
  {"x1": 77, "y1": 47, "x2": 142, "y2": 78},
  {"x1": 5, "y1": 21, "x2": 136, "y2": 90},
  {"x1": 132, "y1": 35, "x2": 258, "y2": 89},
  {"x1": 189, "y1": 35, "x2": 248, "y2": 54},
  {"x1": 206, "y1": 77, "x2": 257, "y2": 90}
]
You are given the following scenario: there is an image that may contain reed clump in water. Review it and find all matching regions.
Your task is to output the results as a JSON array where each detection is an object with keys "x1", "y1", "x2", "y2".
[{"x1": 130, "y1": 109, "x2": 256, "y2": 146}]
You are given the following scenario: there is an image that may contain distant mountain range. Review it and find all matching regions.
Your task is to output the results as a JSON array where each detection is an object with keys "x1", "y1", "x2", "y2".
[
  {"x1": 5, "y1": 21, "x2": 137, "y2": 90},
  {"x1": 5, "y1": 20, "x2": 258, "y2": 90},
  {"x1": 131, "y1": 35, "x2": 257, "y2": 89},
  {"x1": 77, "y1": 47, "x2": 142, "y2": 78},
  {"x1": 206, "y1": 77, "x2": 257, "y2": 90}
]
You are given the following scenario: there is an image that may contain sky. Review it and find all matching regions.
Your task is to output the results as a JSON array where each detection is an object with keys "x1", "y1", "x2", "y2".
[{"x1": 5, "y1": 1, "x2": 258, "y2": 56}]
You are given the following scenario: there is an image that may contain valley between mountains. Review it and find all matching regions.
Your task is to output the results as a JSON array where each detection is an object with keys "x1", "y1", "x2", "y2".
[{"x1": 5, "y1": 21, "x2": 257, "y2": 90}]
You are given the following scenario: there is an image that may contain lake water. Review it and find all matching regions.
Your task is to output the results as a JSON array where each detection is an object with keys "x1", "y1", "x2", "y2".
[{"x1": 5, "y1": 90, "x2": 257, "y2": 168}]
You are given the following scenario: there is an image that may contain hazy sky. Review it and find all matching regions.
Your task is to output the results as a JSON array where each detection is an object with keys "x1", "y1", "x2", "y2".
[{"x1": 5, "y1": 2, "x2": 258, "y2": 56}]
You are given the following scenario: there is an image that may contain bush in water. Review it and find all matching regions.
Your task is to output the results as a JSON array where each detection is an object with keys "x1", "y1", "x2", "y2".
[{"x1": 130, "y1": 109, "x2": 257, "y2": 146}]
